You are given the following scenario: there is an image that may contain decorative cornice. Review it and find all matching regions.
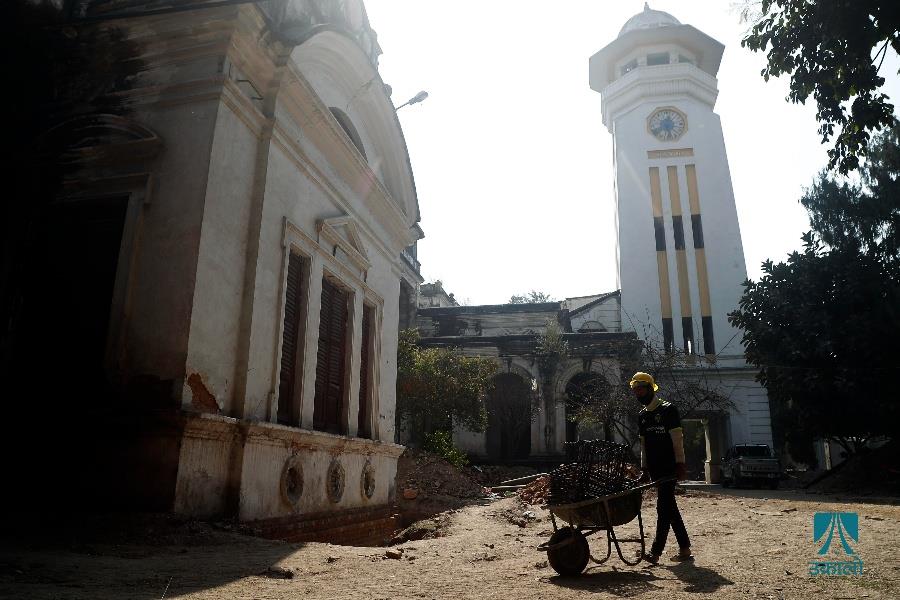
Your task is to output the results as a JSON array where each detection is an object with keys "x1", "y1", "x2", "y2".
[
  {"x1": 179, "y1": 411, "x2": 404, "y2": 456},
  {"x1": 601, "y1": 63, "x2": 718, "y2": 131}
]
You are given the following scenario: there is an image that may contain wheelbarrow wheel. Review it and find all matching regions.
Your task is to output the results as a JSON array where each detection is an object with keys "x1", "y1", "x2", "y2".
[{"x1": 546, "y1": 527, "x2": 589, "y2": 576}]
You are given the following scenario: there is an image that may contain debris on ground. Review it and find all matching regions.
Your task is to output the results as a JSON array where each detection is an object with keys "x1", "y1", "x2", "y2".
[
  {"x1": 474, "y1": 465, "x2": 540, "y2": 486},
  {"x1": 492, "y1": 504, "x2": 540, "y2": 529},
  {"x1": 389, "y1": 514, "x2": 450, "y2": 545},
  {"x1": 384, "y1": 549, "x2": 403, "y2": 560},
  {"x1": 259, "y1": 566, "x2": 293, "y2": 579},
  {"x1": 518, "y1": 476, "x2": 550, "y2": 505}
]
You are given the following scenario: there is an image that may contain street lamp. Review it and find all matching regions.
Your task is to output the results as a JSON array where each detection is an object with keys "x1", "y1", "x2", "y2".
[{"x1": 395, "y1": 91, "x2": 428, "y2": 111}]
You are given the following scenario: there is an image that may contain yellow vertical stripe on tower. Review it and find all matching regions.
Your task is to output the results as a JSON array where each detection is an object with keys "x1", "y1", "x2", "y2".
[
  {"x1": 667, "y1": 166, "x2": 692, "y2": 318},
  {"x1": 686, "y1": 163, "x2": 715, "y2": 356},
  {"x1": 685, "y1": 164, "x2": 712, "y2": 318},
  {"x1": 656, "y1": 253, "x2": 673, "y2": 318},
  {"x1": 649, "y1": 167, "x2": 672, "y2": 320},
  {"x1": 686, "y1": 164, "x2": 702, "y2": 214},
  {"x1": 649, "y1": 167, "x2": 663, "y2": 218},
  {"x1": 694, "y1": 248, "x2": 712, "y2": 315}
]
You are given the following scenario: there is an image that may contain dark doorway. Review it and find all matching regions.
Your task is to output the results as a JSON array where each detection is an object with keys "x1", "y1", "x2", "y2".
[
  {"x1": 564, "y1": 372, "x2": 610, "y2": 443},
  {"x1": 6, "y1": 195, "x2": 128, "y2": 509},
  {"x1": 486, "y1": 373, "x2": 531, "y2": 460},
  {"x1": 12, "y1": 196, "x2": 128, "y2": 397}
]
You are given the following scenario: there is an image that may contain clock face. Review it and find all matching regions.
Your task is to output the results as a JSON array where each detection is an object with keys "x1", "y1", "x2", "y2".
[{"x1": 648, "y1": 108, "x2": 687, "y2": 142}]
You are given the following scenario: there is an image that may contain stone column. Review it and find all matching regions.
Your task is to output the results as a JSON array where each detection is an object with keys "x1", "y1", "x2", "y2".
[
  {"x1": 704, "y1": 414, "x2": 725, "y2": 483},
  {"x1": 299, "y1": 256, "x2": 324, "y2": 430},
  {"x1": 344, "y1": 287, "x2": 364, "y2": 437}
]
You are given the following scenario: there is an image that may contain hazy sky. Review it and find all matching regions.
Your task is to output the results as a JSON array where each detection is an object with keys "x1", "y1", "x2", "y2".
[{"x1": 366, "y1": 1, "x2": 899, "y2": 305}]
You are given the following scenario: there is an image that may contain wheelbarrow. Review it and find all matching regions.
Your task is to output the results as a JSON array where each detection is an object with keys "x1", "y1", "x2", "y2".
[{"x1": 536, "y1": 476, "x2": 675, "y2": 576}]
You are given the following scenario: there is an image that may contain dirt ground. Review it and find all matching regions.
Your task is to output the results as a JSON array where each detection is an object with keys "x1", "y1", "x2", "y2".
[{"x1": 2, "y1": 487, "x2": 897, "y2": 599}]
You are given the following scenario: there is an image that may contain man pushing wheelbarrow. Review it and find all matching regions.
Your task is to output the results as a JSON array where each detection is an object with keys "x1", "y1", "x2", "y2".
[
  {"x1": 536, "y1": 372, "x2": 692, "y2": 576},
  {"x1": 631, "y1": 371, "x2": 693, "y2": 564}
]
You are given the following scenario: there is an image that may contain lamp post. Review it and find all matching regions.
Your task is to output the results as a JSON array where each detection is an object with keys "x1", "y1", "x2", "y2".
[{"x1": 395, "y1": 91, "x2": 428, "y2": 111}]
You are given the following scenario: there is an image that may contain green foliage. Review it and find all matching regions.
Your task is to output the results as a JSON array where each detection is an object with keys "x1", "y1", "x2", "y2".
[
  {"x1": 741, "y1": 0, "x2": 899, "y2": 174},
  {"x1": 396, "y1": 329, "x2": 497, "y2": 439},
  {"x1": 535, "y1": 319, "x2": 569, "y2": 382},
  {"x1": 729, "y1": 129, "x2": 900, "y2": 455},
  {"x1": 423, "y1": 430, "x2": 469, "y2": 468},
  {"x1": 802, "y1": 126, "x2": 900, "y2": 259},
  {"x1": 508, "y1": 290, "x2": 556, "y2": 304}
]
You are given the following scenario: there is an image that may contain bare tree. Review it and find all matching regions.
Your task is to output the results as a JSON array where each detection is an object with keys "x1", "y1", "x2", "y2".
[{"x1": 563, "y1": 317, "x2": 735, "y2": 453}]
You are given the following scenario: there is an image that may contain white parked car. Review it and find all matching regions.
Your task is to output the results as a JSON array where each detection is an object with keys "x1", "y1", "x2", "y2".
[{"x1": 721, "y1": 444, "x2": 781, "y2": 489}]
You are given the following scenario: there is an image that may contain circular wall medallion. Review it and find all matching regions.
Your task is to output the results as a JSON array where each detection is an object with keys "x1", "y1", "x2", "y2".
[
  {"x1": 361, "y1": 460, "x2": 376, "y2": 499},
  {"x1": 327, "y1": 460, "x2": 346, "y2": 503},
  {"x1": 647, "y1": 107, "x2": 687, "y2": 142},
  {"x1": 280, "y1": 455, "x2": 304, "y2": 509}
]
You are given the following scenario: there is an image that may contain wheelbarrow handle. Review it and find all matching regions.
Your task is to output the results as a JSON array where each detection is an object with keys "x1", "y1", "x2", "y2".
[{"x1": 630, "y1": 475, "x2": 676, "y2": 493}]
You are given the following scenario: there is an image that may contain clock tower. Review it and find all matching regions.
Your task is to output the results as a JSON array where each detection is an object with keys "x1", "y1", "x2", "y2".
[
  {"x1": 590, "y1": 4, "x2": 746, "y2": 363},
  {"x1": 589, "y1": 5, "x2": 774, "y2": 456}
]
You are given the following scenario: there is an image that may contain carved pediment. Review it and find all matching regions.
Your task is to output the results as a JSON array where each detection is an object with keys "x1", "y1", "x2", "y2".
[{"x1": 317, "y1": 216, "x2": 370, "y2": 275}]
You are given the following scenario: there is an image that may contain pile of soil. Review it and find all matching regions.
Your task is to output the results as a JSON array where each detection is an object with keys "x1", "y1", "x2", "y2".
[
  {"x1": 517, "y1": 476, "x2": 550, "y2": 505},
  {"x1": 394, "y1": 448, "x2": 486, "y2": 500},
  {"x1": 807, "y1": 439, "x2": 900, "y2": 495}
]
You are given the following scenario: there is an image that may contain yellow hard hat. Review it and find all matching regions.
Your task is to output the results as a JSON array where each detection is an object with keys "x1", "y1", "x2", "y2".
[{"x1": 629, "y1": 372, "x2": 658, "y2": 391}]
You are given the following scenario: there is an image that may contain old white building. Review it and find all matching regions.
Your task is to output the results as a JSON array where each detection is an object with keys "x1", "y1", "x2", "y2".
[
  {"x1": 20, "y1": 0, "x2": 423, "y2": 544},
  {"x1": 415, "y1": 294, "x2": 638, "y2": 463},
  {"x1": 589, "y1": 4, "x2": 774, "y2": 480}
]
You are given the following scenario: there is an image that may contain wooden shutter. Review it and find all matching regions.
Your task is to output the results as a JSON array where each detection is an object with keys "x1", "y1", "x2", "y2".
[
  {"x1": 277, "y1": 253, "x2": 305, "y2": 425},
  {"x1": 314, "y1": 277, "x2": 349, "y2": 434},
  {"x1": 357, "y1": 305, "x2": 373, "y2": 439}
]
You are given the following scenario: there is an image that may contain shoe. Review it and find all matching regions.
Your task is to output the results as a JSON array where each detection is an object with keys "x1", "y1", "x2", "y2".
[
  {"x1": 641, "y1": 552, "x2": 661, "y2": 565},
  {"x1": 669, "y1": 547, "x2": 693, "y2": 562}
]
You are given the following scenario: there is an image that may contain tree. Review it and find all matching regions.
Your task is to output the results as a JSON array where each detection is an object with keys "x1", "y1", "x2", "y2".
[
  {"x1": 729, "y1": 127, "x2": 900, "y2": 459},
  {"x1": 801, "y1": 126, "x2": 900, "y2": 259},
  {"x1": 508, "y1": 290, "x2": 556, "y2": 304},
  {"x1": 396, "y1": 329, "x2": 497, "y2": 442},
  {"x1": 741, "y1": 0, "x2": 900, "y2": 174}
]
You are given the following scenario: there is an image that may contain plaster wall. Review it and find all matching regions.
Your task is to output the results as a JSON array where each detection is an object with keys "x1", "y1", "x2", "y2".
[
  {"x1": 453, "y1": 429, "x2": 486, "y2": 455},
  {"x1": 125, "y1": 100, "x2": 221, "y2": 382},
  {"x1": 171, "y1": 415, "x2": 403, "y2": 521},
  {"x1": 719, "y1": 373, "x2": 774, "y2": 447},
  {"x1": 237, "y1": 426, "x2": 401, "y2": 521},
  {"x1": 569, "y1": 296, "x2": 622, "y2": 332},
  {"x1": 172, "y1": 415, "x2": 237, "y2": 518},
  {"x1": 183, "y1": 99, "x2": 257, "y2": 414}
]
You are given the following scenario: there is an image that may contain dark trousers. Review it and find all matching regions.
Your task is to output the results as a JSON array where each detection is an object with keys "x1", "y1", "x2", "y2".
[{"x1": 650, "y1": 478, "x2": 690, "y2": 555}]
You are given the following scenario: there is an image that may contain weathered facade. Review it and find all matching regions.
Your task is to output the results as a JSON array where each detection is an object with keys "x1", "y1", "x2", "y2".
[{"x1": 14, "y1": 0, "x2": 423, "y2": 544}]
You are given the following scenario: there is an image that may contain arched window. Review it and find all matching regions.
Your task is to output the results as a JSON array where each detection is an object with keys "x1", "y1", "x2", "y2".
[
  {"x1": 329, "y1": 107, "x2": 367, "y2": 160},
  {"x1": 578, "y1": 320, "x2": 607, "y2": 333}
]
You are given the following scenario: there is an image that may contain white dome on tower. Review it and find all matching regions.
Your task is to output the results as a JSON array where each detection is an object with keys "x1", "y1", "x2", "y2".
[{"x1": 618, "y1": 3, "x2": 681, "y2": 37}]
